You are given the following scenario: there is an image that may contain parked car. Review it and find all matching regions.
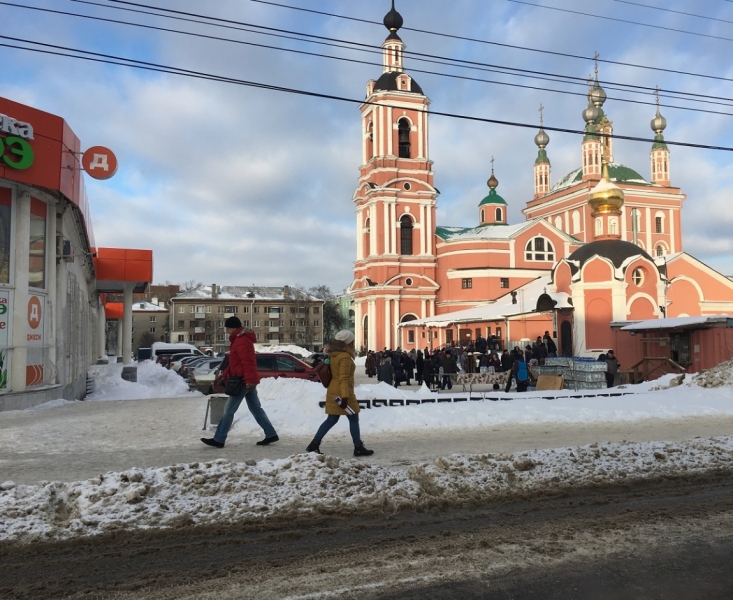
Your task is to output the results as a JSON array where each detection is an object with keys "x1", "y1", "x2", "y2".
[
  {"x1": 151, "y1": 342, "x2": 203, "y2": 363},
  {"x1": 182, "y1": 357, "x2": 222, "y2": 381},
  {"x1": 176, "y1": 355, "x2": 211, "y2": 377},
  {"x1": 170, "y1": 354, "x2": 203, "y2": 373},
  {"x1": 304, "y1": 352, "x2": 328, "y2": 367},
  {"x1": 188, "y1": 352, "x2": 319, "y2": 394}
]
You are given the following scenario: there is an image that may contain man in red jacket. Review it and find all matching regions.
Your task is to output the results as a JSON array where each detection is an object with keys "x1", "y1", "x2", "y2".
[{"x1": 201, "y1": 316, "x2": 279, "y2": 448}]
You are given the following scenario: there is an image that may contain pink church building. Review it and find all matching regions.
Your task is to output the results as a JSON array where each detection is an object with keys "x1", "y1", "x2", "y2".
[{"x1": 349, "y1": 4, "x2": 733, "y2": 362}]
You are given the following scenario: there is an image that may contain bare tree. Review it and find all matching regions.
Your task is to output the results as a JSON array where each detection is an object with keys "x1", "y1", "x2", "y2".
[{"x1": 179, "y1": 280, "x2": 203, "y2": 293}]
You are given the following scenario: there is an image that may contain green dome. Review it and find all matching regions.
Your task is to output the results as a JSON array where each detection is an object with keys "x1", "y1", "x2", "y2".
[{"x1": 479, "y1": 189, "x2": 507, "y2": 206}]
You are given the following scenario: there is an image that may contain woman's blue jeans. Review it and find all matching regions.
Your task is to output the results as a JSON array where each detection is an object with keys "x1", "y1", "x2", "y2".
[
  {"x1": 314, "y1": 414, "x2": 362, "y2": 445},
  {"x1": 213, "y1": 387, "x2": 277, "y2": 443}
]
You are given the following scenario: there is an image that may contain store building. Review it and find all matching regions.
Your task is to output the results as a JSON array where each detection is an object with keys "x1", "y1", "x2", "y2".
[{"x1": 0, "y1": 96, "x2": 153, "y2": 410}]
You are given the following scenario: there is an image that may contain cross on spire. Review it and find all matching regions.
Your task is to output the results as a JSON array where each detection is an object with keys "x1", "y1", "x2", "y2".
[
  {"x1": 655, "y1": 85, "x2": 661, "y2": 108},
  {"x1": 539, "y1": 104, "x2": 544, "y2": 126},
  {"x1": 491, "y1": 156, "x2": 495, "y2": 173},
  {"x1": 593, "y1": 52, "x2": 600, "y2": 79}
]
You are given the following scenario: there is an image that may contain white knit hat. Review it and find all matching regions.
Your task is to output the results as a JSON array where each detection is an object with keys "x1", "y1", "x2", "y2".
[{"x1": 334, "y1": 330, "x2": 355, "y2": 344}]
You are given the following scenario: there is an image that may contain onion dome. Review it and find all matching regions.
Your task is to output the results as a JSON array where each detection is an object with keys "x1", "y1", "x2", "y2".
[
  {"x1": 384, "y1": 1, "x2": 404, "y2": 32},
  {"x1": 534, "y1": 127, "x2": 550, "y2": 149},
  {"x1": 589, "y1": 79, "x2": 607, "y2": 107},
  {"x1": 583, "y1": 99, "x2": 600, "y2": 125},
  {"x1": 651, "y1": 107, "x2": 667, "y2": 134},
  {"x1": 588, "y1": 161, "x2": 625, "y2": 214},
  {"x1": 479, "y1": 168, "x2": 507, "y2": 206}
]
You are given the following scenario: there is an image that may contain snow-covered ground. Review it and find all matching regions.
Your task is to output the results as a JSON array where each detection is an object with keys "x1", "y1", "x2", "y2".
[{"x1": 1, "y1": 360, "x2": 733, "y2": 544}]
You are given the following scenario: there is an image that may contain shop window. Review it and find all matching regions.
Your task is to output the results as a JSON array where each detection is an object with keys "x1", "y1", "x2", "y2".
[
  {"x1": 0, "y1": 188, "x2": 10, "y2": 284},
  {"x1": 525, "y1": 237, "x2": 555, "y2": 261},
  {"x1": 29, "y1": 198, "x2": 46, "y2": 289},
  {"x1": 462, "y1": 278, "x2": 473, "y2": 289}
]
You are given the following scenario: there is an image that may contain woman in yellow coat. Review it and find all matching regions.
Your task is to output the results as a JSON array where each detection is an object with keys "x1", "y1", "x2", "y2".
[{"x1": 306, "y1": 330, "x2": 374, "y2": 457}]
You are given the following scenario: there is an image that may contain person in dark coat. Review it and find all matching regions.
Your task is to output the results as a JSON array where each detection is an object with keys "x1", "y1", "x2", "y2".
[
  {"x1": 605, "y1": 350, "x2": 620, "y2": 388},
  {"x1": 525, "y1": 345, "x2": 534, "y2": 364},
  {"x1": 365, "y1": 350, "x2": 377, "y2": 378},
  {"x1": 391, "y1": 352, "x2": 403, "y2": 388},
  {"x1": 534, "y1": 336, "x2": 548, "y2": 365},
  {"x1": 475, "y1": 334, "x2": 488, "y2": 354},
  {"x1": 544, "y1": 331, "x2": 557, "y2": 357},
  {"x1": 430, "y1": 351, "x2": 442, "y2": 390},
  {"x1": 504, "y1": 349, "x2": 518, "y2": 392},
  {"x1": 501, "y1": 349, "x2": 515, "y2": 373},
  {"x1": 201, "y1": 317, "x2": 278, "y2": 448},
  {"x1": 440, "y1": 349, "x2": 458, "y2": 390},
  {"x1": 511, "y1": 351, "x2": 530, "y2": 393},
  {"x1": 415, "y1": 350, "x2": 424, "y2": 385},
  {"x1": 377, "y1": 355, "x2": 395, "y2": 386},
  {"x1": 403, "y1": 351, "x2": 415, "y2": 385},
  {"x1": 488, "y1": 352, "x2": 502, "y2": 371}
]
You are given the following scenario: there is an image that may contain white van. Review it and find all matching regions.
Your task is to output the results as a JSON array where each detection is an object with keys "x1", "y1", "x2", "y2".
[{"x1": 151, "y1": 342, "x2": 204, "y2": 363}]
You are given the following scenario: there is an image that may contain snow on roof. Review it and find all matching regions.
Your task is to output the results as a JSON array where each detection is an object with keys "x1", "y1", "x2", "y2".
[
  {"x1": 132, "y1": 300, "x2": 168, "y2": 312},
  {"x1": 549, "y1": 163, "x2": 650, "y2": 195},
  {"x1": 174, "y1": 286, "x2": 321, "y2": 302},
  {"x1": 436, "y1": 221, "x2": 529, "y2": 242},
  {"x1": 400, "y1": 276, "x2": 573, "y2": 328},
  {"x1": 618, "y1": 315, "x2": 733, "y2": 331}
]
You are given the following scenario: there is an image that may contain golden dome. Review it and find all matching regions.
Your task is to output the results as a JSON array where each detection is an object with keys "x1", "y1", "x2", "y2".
[
  {"x1": 588, "y1": 162, "x2": 624, "y2": 214},
  {"x1": 487, "y1": 171, "x2": 499, "y2": 190}
]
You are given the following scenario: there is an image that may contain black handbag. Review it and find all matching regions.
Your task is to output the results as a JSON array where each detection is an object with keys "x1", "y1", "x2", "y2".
[{"x1": 224, "y1": 376, "x2": 244, "y2": 396}]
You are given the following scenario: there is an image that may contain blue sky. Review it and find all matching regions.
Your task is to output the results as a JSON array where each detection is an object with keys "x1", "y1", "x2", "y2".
[{"x1": 1, "y1": 0, "x2": 732, "y2": 292}]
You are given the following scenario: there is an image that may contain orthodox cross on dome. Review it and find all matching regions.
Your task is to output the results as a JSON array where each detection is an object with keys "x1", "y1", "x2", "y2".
[
  {"x1": 539, "y1": 104, "x2": 544, "y2": 126},
  {"x1": 491, "y1": 156, "x2": 495, "y2": 173},
  {"x1": 593, "y1": 52, "x2": 600, "y2": 79},
  {"x1": 655, "y1": 85, "x2": 661, "y2": 108}
]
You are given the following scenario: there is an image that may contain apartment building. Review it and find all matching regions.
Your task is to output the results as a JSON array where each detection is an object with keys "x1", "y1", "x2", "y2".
[{"x1": 170, "y1": 285, "x2": 324, "y2": 353}]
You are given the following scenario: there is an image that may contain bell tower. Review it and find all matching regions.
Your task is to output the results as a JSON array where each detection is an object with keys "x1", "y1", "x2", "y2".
[
  {"x1": 351, "y1": 2, "x2": 439, "y2": 352},
  {"x1": 533, "y1": 105, "x2": 551, "y2": 198},
  {"x1": 650, "y1": 88, "x2": 671, "y2": 187}
]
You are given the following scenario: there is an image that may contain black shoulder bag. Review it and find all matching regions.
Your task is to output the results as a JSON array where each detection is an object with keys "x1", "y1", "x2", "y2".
[{"x1": 224, "y1": 376, "x2": 244, "y2": 396}]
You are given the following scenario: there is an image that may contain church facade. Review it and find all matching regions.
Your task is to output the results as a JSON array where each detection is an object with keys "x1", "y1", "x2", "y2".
[{"x1": 349, "y1": 4, "x2": 733, "y2": 356}]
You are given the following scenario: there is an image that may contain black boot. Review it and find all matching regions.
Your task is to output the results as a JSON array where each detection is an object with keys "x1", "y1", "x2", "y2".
[
  {"x1": 256, "y1": 435, "x2": 279, "y2": 446},
  {"x1": 201, "y1": 437, "x2": 224, "y2": 448},
  {"x1": 353, "y1": 443, "x2": 374, "y2": 457},
  {"x1": 306, "y1": 440, "x2": 322, "y2": 454}
]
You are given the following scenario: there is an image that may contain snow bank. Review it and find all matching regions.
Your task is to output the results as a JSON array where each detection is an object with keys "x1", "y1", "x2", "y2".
[
  {"x1": 255, "y1": 344, "x2": 311, "y2": 357},
  {"x1": 232, "y1": 376, "x2": 733, "y2": 439},
  {"x1": 1, "y1": 436, "x2": 732, "y2": 544},
  {"x1": 86, "y1": 362, "x2": 201, "y2": 401},
  {"x1": 693, "y1": 358, "x2": 733, "y2": 388}
]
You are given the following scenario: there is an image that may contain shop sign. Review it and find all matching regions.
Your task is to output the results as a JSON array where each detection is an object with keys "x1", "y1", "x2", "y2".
[
  {"x1": 82, "y1": 146, "x2": 118, "y2": 180},
  {"x1": 0, "y1": 291, "x2": 10, "y2": 390},
  {"x1": 0, "y1": 113, "x2": 34, "y2": 171},
  {"x1": 26, "y1": 295, "x2": 45, "y2": 387}
]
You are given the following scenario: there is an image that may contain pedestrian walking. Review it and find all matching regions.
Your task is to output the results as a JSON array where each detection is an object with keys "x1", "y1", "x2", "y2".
[
  {"x1": 201, "y1": 317, "x2": 278, "y2": 448},
  {"x1": 306, "y1": 330, "x2": 374, "y2": 456},
  {"x1": 365, "y1": 350, "x2": 377, "y2": 378},
  {"x1": 416, "y1": 350, "x2": 424, "y2": 385},
  {"x1": 512, "y1": 351, "x2": 531, "y2": 393},
  {"x1": 440, "y1": 349, "x2": 458, "y2": 390}
]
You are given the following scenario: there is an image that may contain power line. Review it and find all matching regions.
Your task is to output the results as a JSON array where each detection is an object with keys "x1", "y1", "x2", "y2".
[
  {"x1": 0, "y1": 0, "x2": 715, "y2": 114},
  {"x1": 2, "y1": 33, "x2": 733, "y2": 153},
  {"x1": 612, "y1": 0, "x2": 733, "y2": 25},
  {"x1": 241, "y1": 0, "x2": 733, "y2": 85},
  {"x1": 507, "y1": 0, "x2": 733, "y2": 44}
]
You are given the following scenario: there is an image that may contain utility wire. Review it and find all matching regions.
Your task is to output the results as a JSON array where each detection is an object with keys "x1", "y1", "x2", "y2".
[
  {"x1": 507, "y1": 0, "x2": 733, "y2": 44},
  {"x1": 612, "y1": 0, "x2": 733, "y2": 25},
  {"x1": 0, "y1": 0, "x2": 716, "y2": 113},
  {"x1": 2, "y1": 34, "x2": 733, "y2": 153},
  {"x1": 242, "y1": 0, "x2": 733, "y2": 85}
]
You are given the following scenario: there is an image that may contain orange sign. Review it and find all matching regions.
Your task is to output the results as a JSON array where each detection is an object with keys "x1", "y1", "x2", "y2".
[
  {"x1": 82, "y1": 146, "x2": 118, "y2": 180},
  {"x1": 28, "y1": 296, "x2": 42, "y2": 330}
]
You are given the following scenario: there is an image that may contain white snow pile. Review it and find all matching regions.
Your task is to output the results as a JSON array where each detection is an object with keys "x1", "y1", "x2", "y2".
[
  {"x1": 234, "y1": 376, "x2": 733, "y2": 438},
  {"x1": 86, "y1": 361, "x2": 201, "y2": 401},
  {"x1": 692, "y1": 358, "x2": 733, "y2": 388},
  {"x1": 255, "y1": 344, "x2": 311, "y2": 357},
  {"x1": 1, "y1": 436, "x2": 732, "y2": 544}
]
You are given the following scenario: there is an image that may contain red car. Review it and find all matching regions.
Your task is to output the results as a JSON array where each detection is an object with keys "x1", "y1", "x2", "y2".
[{"x1": 256, "y1": 353, "x2": 320, "y2": 382}]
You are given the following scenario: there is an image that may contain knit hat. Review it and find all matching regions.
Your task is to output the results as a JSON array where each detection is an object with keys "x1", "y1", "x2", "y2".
[
  {"x1": 334, "y1": 330, "x2": 355, "y2": 345},
  {"x1": 224, "y1": 316, "x2": 242, "y2": 329}
]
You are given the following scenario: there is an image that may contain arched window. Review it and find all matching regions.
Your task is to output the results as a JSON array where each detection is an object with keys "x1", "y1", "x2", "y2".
[
  {"x1": 480, "y1": 209, "x2": 485, "y2": 223},
  {"x1": 609, "y1": 217, "x2": 618, "y2": 235},
  {"x1": 632, "y1": 268, "x2": 645, "y2": 286},
  {"x1": 655, "y1": 212, "x2": 664, "y2": 233},
  {"x1": 495, "y1": 207, "x2": 503, "y2": 221},
  {"x1": 595, "y1": 218, "x2": 603, "y2": 236},
  {"x1": 572, "y1": 210, "x2": 581, "y2": 234},
  {"x1": 656, "y1": 245, "x2": 665, "y2": 257},
  {"x1": 400, "y1": 215, "x2": 413, "y2": 255},
  {"x1": 366, "y1": 121, "x2": 374, "y2": 160},
  {"x1": 525, "y1": 237, "x2": 555, "y2": 261},
  {"x1": 364, "y1": 217, "x2": 371, "y2": 257},
  {"x1": 398, "y1": 119, "x2": 411, "y2": 158},
  {"x1": 554, "y1": 216, "x2": 563, "y2": 231}
]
